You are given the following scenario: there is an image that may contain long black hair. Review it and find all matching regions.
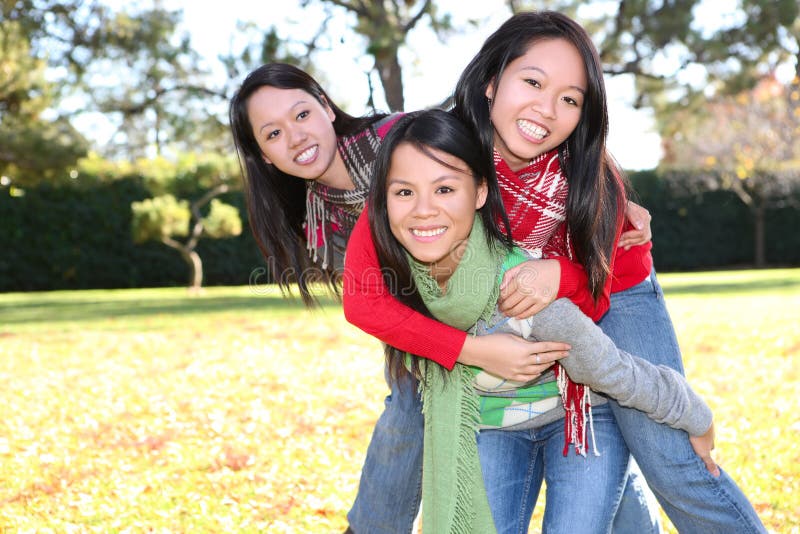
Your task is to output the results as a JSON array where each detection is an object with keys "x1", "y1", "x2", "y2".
[
  {"x1": 229, "y1": 63, "x2": 386, "y2": 305},
  {"x1": 367, "y1": 109, "x2": 512, "y2": 380},
  {"x1": 452, "y1": 11, "x2": 625, "y2": 300}
]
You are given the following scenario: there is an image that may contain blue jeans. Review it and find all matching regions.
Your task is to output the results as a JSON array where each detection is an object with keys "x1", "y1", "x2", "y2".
[
  {"x1": 477, "y1": 404, "x2": 629, "y2": 534},
  {"x1": 347, "y1": 370, "x2": 423, "y2": 533},
  {"x1": 599, "y1": 268, "x2": 766, "y2": 533}
]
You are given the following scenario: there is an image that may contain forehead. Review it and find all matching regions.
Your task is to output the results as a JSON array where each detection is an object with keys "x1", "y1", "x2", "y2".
[
  {"x1": 246, "y1": 86, "x2": 319, "y2": 123},
  {"x1": 507, "y1": 38, "x2": 587, "y2": 85},
  {"x1": 389, "y1": 143, "x2": 472, "y2": 177}
]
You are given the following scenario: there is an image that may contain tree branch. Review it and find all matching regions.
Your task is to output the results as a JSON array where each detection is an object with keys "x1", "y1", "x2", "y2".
[
  {"x1": 323, "y1": 0, "x2": 368, "y2": 18},
  {"x1": 186, "y1": 183, "x2": 230, "y2": 249},
  {"x1": 403, "y1": 0, "x2": 432, "y2": 34}
]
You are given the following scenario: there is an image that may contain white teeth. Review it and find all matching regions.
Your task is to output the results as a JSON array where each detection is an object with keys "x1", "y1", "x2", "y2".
[
  {"x1": 517, "y1": 120, "x2": 548, "y2": 140},
  {"x1": 295, "y1": 146, "x2": 317, "y2": 163},
  {"x1": 411, "y1": 227, "x2": 446, "y2": 237}
]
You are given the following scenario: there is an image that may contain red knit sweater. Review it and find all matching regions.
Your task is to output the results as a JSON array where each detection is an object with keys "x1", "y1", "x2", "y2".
[{"x1": 342, "y1": 161, "x2": 654, "y2": 370}]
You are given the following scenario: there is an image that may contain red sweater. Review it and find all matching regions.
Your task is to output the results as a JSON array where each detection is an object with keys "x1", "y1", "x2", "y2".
[
  {"x1": 342, "y1": 213, "x2": 651, "y2": 371},
  {"x1": 343, "y1": 161, "x2": 653, "y2": 370}
]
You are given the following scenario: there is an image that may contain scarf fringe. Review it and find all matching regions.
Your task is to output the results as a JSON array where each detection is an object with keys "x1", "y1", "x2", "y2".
[
  {"x1": 421, "y1": 361, "x2": 495, "y2": 533},
  {"x1": 555, "y1": 364, "x2": 600, "y2": 457},
  {"x1": 305, "y1": 191, "x2": 328, "y2": 269}
]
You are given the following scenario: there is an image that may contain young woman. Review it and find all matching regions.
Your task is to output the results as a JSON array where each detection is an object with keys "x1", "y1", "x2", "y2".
[
  {"x1": 343, "y1": 11, "x2": 766, "y2": 534},
  {"x1": 364, "y1": 108, "x2": 716, "y2": 533},
  {"x1": 228, "y1": 63, "x2": 569, "y2": 534}
]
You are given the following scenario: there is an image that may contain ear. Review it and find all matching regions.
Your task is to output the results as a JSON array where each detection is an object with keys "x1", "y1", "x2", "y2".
[
  {"x1": 485, "y1": 78, "x2": 496, "y2": 101},
  {"x1": 320, "y1": 95, "x2": 336, "y2": 122},
  {"x1": 475, "y1": 179, "x2": 488, "y2": 210},
  {"x1": 261, "y1": 152, "x2": 273, "y2": 165}
]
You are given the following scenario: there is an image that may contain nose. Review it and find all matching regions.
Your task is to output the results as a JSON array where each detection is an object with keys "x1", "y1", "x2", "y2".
[
  {"x1": 412, "y1": 192, "x2": 438, "y2": 218},
  {"x1": 532, "y1": 94, "x2": 557, "y2": 119},
  {"x1": 287, "y1": 125, "x2": 308, "y2": 148}
]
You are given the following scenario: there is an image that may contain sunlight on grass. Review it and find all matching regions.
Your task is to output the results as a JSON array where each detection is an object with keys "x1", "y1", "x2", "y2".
[{"x1": 0, "y1": 269, "x2": 798, "y2": 532}]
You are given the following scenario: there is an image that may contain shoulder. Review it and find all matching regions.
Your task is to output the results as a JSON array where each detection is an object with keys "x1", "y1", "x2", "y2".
[{"x1": 373, "y1": 112, "x2": 405, "y2": 140}]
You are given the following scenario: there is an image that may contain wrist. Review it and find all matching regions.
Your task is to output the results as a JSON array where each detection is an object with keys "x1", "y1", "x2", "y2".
[{"x1": 457, "y1": 335, "x2": 485, "y2": 367}]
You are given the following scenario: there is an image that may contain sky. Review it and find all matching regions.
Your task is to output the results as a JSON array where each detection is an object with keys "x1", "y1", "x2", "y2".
[
  {"x1": 106, "y1": 0, "x2": 785, "y2": 170},
  {"x1": 172, "y1": 0, "x2": 666, "y2": 169}
]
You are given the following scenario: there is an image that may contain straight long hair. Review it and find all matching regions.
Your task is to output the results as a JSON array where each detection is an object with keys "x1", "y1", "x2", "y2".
[
  {"x1": 229, "y1": 63, "x2": 386, "y2": 305},
  {"x1": 452, "y1": 11, "x2": 625, "y2": 300},
  {"x1": 368, "y1": 109, "x2": 512, "y2": 380}
]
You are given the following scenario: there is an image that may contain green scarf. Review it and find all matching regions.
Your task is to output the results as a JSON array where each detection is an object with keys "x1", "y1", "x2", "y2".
[{"x1": 409, "y1": 217, "x2": 505, "y2": 534}]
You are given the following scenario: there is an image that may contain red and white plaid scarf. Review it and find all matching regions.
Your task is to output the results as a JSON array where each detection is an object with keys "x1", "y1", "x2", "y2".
[{"x1": 495, "y1": 148, "x2": 596, "y2": 456}]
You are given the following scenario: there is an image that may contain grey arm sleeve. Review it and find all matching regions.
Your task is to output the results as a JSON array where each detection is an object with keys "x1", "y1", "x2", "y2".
[{"x1": 510, "y1": 298, "x2": 712, "y2": 436}]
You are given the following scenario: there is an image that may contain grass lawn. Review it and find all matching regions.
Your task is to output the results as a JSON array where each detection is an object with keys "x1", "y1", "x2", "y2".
[{"x1": 1, "y1": 269, "x2": 798, "y2": 533}]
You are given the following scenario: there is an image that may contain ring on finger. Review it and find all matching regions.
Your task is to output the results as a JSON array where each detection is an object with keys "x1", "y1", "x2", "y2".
[{"x1": 535, "y1": 354, "x2": 541, "y2": 364}]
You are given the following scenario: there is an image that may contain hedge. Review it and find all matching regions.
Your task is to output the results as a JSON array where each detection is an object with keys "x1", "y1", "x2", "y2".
[
  {"x1": 0, "y1": 178, "x2": 264, "y2": 292},
  {"x1": 1, "y1": 172, "x2": 798, "y2": 292}
]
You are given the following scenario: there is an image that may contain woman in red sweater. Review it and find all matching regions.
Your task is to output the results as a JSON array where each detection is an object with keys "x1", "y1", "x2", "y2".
[{"x1": 343, "y1": 11, "x2": 765, "y2": 534}]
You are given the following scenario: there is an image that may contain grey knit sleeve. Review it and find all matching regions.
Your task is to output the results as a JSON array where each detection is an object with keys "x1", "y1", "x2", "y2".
[{"x1": 508, "y1": 298, "x2": 713, "y2": 437}]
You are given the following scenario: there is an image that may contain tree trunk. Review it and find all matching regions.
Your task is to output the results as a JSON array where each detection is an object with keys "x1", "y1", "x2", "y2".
[
  {"x1": 163, "y1": 238, "x2": 204, "y2": 291},
  {"x1": 183, "y1": 249, "x2": 203, "y2": 290},
  {"x1": 374, "y1": 49, "x2": 405, "y2": 112},
  {"x1": 753, "y1": 202, "x2": 766, "y2": 268}
]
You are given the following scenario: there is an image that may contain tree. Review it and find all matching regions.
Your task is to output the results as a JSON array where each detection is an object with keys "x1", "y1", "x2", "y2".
[
  {"x1": 0, "y1": 17, "x2": 88, "y2": 185},
  {"x1": 509, "y1": 0, "x2": 798, "y2": 115},
  {"x1": 660, "y1": 74, "x2": 800, "y2": 267},
  {"x1": 299, "y1": 0, "x2": 453, "y2": 111},
  {"x1": 3, "y1": 0, "x2": 231, "y2": 161},
  {"x1": 130, "y1": 154, "x2": 243, "y2": 290}
]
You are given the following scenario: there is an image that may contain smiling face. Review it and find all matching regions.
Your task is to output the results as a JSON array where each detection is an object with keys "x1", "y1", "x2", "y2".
[
  {"x1": 386, "y1": 143, "x2": 488, "y2": 285},
  {"x1": 486, "y1": 37, "x2": 587, "y2": 172},
  {"x1": 246, "y1": 86, "x2": 340, "y2": 183}
]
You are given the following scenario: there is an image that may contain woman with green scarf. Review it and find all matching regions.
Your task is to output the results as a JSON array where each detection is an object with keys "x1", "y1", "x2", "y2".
[{"x1": 357, "y1": 109, "x2": 714, "y2": 533}]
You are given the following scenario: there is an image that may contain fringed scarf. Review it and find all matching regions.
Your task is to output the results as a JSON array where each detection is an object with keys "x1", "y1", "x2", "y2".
[
  {"x1": 494, "y1": 148, "x2": 593, "y2": 457},
  {"x1": 305, "y1": 116, "x2": 395, "y2": 269},
  {"x1": 494, "y1": 148, "x2": 568, "y2": 257},
  {"x1": 410, "y1": 217, "x2": 503, "y2": 534}
]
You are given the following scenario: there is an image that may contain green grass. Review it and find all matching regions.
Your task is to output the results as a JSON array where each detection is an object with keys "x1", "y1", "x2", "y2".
[{"x1": 0, "y1": 269, "x2": 798, "y2": 533}]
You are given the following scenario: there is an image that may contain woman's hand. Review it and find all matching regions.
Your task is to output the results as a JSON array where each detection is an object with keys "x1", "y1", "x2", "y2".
[
  {"x1": 689, "y1": 421, "x2": 720, "y2": 477},
  {"x1": 458, "y1": 333, "x2": 570, "y2": 382},
  {"x1": 618, "y1": 200, "x2": 653, "y2": 250},
  {"x1": 498, "y1": 259, "x2": 560, "y2": 319}
]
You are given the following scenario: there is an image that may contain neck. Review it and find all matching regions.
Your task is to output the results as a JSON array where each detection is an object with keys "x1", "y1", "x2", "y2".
[
  {"x1": 316, "y1": 150, "x2": 354, "y2": 190},
  {"x1": 427, "y1": 238, "x2": 469, "y2": 290}
]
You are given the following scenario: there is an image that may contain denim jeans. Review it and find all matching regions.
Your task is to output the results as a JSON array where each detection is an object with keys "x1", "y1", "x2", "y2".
[
  {"x1": 477, "y1": 403, "x2": 629, "y2": 534},
  {"x1": 599, "y1": 268, "x2": 766, "y2": 533},
  {"x1": 346, "y1": 370, "x2": 423, "y2": 534}
]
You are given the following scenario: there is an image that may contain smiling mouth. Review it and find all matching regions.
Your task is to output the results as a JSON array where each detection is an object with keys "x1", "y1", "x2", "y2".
[
  {"x1": 410, "y1": 227, "x2": 447, "y2": 237},
  {"x1": 295, "y1": 145, "x2": 318, "y2": 164},
  {"x1": 517, "y1": 119, "x2": 549, "y2": 140}
]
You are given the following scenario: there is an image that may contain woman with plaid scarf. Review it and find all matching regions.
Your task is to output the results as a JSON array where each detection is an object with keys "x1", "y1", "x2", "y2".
[
  {"x1": 343, "y1": 11, "x2": 765, "y2": 534},
  {"x1": 229, "y1": 63, "x2": 569, "y2": 534}
]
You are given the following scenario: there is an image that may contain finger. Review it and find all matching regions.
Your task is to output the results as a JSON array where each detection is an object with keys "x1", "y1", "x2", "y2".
[
  {"x1": 531, "y1": 341, "x2": 572, "y2": 352},
  {"x1": 498, "y1": 292, "x2": 526, "y2": 314},
  {"x1": 704, "y1": 456, "x2": 720, "y2": 477},
  {"x1": 514, "y1": 303, "x2": 543, "y2": 320},
  {"x1": 531, "y1": 350, "x2": 568, "y2": 365},
  {"x1": 507, "y1": 300, "x2": 541, "y2": 319},
  {"x1": 499, "y1": 264, "x2": 522, "y2": 291},
  {"x1": 498, "y1": 278, "x2": 522, "y2": 303}
]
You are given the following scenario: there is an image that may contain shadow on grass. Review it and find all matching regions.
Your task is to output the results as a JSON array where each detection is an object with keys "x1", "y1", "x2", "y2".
[
  {"x1": 662, "y1": 277, "x2": 799, "y2": 296},
  {"x1": 1, "y1": 293, "x2": 342, "y2": 326}
]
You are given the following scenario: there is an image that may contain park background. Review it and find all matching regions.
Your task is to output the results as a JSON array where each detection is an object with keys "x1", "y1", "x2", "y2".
[{"x1": 1, "y1": 0, "x2": 799, "y2": 532}]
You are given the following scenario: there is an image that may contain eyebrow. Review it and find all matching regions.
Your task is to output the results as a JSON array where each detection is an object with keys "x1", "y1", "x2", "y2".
[
  {"x1": 520, "y1": 66, "x2": 586, "y2": 94},
  {"x1": 388, "y1": 174, "x2": 466, "y2": 186},
  {"x1": 258, "y1": 100, "x2": 310, "y2": 134}
]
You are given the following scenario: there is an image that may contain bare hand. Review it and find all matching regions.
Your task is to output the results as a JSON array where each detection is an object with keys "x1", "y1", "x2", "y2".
[
  {"x1": 618, "y1": 200, "x2": 652, "y2": 250},
  {"x1": 689, "y1": 421, "x2": 720, "y2": 477},
  {"x1": 458, "y1": 333, "x2": 569, "y2": 382},
  {"x1": 498, "y1": 259, "x2": 560, "y2": 319}
]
